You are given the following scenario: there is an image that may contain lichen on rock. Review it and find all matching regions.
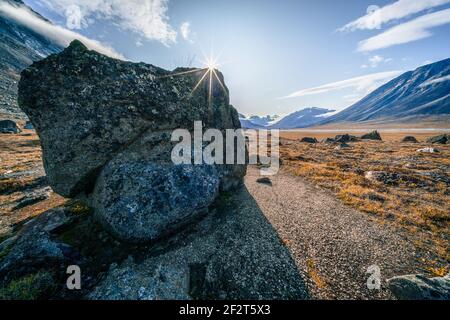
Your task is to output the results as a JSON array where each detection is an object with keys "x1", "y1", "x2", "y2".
[{"x1": 18, "y1": 40, "x2": 246, "y2": 242}]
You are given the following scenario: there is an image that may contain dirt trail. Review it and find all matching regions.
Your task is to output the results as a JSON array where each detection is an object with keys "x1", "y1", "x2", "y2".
[{"x1": 244, "y1": 166, "x2": 426, "y2": 299}]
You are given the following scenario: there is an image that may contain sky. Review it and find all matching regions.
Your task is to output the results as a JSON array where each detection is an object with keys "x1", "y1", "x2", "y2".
[{"x1": 8, "y1": 0, "x2": 450, "y2": 117}]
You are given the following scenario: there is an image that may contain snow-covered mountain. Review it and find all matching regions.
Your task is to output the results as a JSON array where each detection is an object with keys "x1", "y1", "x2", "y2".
[
  {"x1": 240, "y1": 107, "x2": 335, "y2": 129},
  {"x1": 269, "y1": 107, "x2": 335, "y2": 129},
  {"x1": 239, "y1": 114, "x2": 279, "y2": 129},
  {"x1": 320, "y1": 58, "x2": 450, "y2": 124},
  {"x1": 0, "y1": 0, "x2": 62, "y2": 119}
]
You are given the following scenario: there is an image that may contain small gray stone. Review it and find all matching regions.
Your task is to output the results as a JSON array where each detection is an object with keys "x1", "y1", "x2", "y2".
[{"x1": 0, "y1": 120, "x2": 21, "y2": 134}]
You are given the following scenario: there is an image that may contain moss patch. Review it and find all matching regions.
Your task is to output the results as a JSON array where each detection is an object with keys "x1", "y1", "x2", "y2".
[{"x1": 0, "y1": 271, "x2": 56, "y2": 300}]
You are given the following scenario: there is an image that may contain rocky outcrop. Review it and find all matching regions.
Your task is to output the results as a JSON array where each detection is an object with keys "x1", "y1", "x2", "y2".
[
  {"x1": 0, "y1": 119, "x2": 21, "y2": 134},
  {"x1": 18, "y1": 40, "x2": 246, "y2": 242},
  {"x1": 360, "y1": 130, "x2": 382, "y2": 141},
  {"x1": 0, "y1": 207, "x2": 79, "y2": 286},
  {"x1": 426, "y1": 134, "x2": 449, "y2": 144},
  {"x1": 388, "y1": 274, "x2": 450, "y2": 300}
]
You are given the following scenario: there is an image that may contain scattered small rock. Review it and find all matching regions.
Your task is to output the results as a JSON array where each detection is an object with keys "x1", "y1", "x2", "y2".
[
  {"x1": 0, "y1": 120, "x2": 21, "y2": 134},
  {"x1": 365, "y1": 171, "x2": 399, "y2": 185},
  {"x1": 24, "y1": 121, "x2": 34, "y2": 130},
  {"x1": 363, "y1": 193, "x2": 385, "y2": 202},
  {"x1": 256, "y1": 177, "x2": 272, "y2": 185},
  {"x1": 334, "y1": 134, "x2": 358, "y2": 143},
  {"x1": 300, "y1": 137, "x2": 318, "y2": 143},
  {"x1": 12, "y1": 187, "x2": 51, "y2": 211},
  {"x1": 388, "y1": 274, "x2": 450, "y2": 300},
  {"x1": 321, "y1": 137, "x2": 335, "y2": 143},
  {"x1": 401, "y1": 136, "x2": 418, "y2": 143},
  {"x1": 416, "y1": 147, "x2": 439, "y2": 153},
  {"x1": 335, "y1": 142, "x2": 350, "y2": 150}
]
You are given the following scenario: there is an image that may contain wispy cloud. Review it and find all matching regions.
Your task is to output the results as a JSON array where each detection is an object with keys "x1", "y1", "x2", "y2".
[
  {"x1": 361, "y1": 55, "x2": 393, "y2": 68},
  {"x1": 180, "y1": 21, "x2": 193, "y2": 42},
  {"x1": 419, "y1": 74, "x2": 450, "y2": 87},
  {"x1": 339, "y1": 0, "x2": 450, "y2": 32},
  {"x1": 358, "y1": 8, "x2": 450, "y2": 52},
  {"x1": 0, "y1": 1, "x2": 124, "y2": 59},
  {"x1": 281, "y1": 71, "x2": 403, "y2": 99},
  {"x1": 40, "y1": 0, "x2": 177, "y2": 46}
]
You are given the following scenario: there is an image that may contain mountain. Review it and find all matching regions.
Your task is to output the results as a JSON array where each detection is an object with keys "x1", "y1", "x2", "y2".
[
  {"x1": 269, "y1": 107, "x2": 335, "y2": 129},
  {"x1": 239, "y1": 114, "x2": 279, "y2": 129},
  {"x1": 321, "y1": 58, "x2": 450, "y2": 125},
  {"x1": 0, "y1": 0, "x2": 61, "y2": 119}
]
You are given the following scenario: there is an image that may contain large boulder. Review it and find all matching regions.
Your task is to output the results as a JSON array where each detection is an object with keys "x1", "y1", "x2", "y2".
[
  {"x1": 18, "y1": 40, "x2": 246, "y2": 242},
  {"x1": 0, "y1": 120, "x2": 21, "y2": 134}
]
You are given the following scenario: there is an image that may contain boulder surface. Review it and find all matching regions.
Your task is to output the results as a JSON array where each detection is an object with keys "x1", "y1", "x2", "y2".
[
  {"x1": 388, "y1": 274, "x2": 450, "y2": 300},
  {"x1": 18, "y1": 40, "x2": 246, "y2": 242}
]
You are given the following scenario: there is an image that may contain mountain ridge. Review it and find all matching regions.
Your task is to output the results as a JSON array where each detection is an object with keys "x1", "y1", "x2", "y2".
[
  {"x1": 320, "y1": 58, "x2": 450, "y2": 125},
  {"x1": 0, "y1": 0, "x2": 62, "y2": 119}
]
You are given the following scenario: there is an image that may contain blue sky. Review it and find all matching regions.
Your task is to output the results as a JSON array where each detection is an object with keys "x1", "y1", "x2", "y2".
[{"x1": 15, "y1": 0, "x2": 450, "y2": 116}]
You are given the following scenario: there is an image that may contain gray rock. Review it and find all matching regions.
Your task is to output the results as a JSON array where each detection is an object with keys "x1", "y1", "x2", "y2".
[
  {"x1": 417, "y1": 147, "x2": 439, "y2": 153},
  {"x1": 360, "y1": 130, "x2": 382, "y2": 140},
  {"x1": 91, "y1": 163, "x2": 220, "y2": 242},
  {"x1": 12, "y1": 187, "x2": 51, "y2": 211},
  {"x1": 24, "y1": 121, "x2": 34, "y2": 130},
  {"x1": 334, "y1": 134, "x2": 358, "y2": 143},
  {"x1": 19, "y1": 40, "x2": 246, "y2": 242},
  {"x1": 388, "y1": 274, "x2": 450, "y2": 300},
  {"x1": 322, "y1": 137, "x2": 335, "y2": 143},
  {"x1": 401, "y1": 136, "x2": 418, "y2": 143},
  {"x1": 365, "y1": 171, "x2": 400, "y2": 185},
  {"x1": 256, "y1": 177, "x2": 272, "y2": 185},
  {"x1": 0, "y1": 208, "x2": 77, "y2": 284},
  {"x1": 300, "y1": 137, "x2": 318, "y2": 143},
  {"x1": 0, "y1": 119, "x2": 21, "y2": 134},
  {"x1": 426, "y1": 134, "x2": 449, "y2": 144}
]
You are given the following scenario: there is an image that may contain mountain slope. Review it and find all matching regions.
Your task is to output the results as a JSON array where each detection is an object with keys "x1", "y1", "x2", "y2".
[
  {"x1": 239, "y1": 114, "x2": 279, "y2": 129},
  {"x1": 269, "y1": 107, "x2": 335, "y2": 129},
  {"x1": 321, "y1": 58, "x2": 450, "y2": 125},
  {"x1": 0, "y1": 0, "x2": 61, "y2": 119}
]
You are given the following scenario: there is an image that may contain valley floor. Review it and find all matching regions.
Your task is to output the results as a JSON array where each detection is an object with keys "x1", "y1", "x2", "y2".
[{"x1": 0, "y1": 129, "x2": 449, "y2": 299}]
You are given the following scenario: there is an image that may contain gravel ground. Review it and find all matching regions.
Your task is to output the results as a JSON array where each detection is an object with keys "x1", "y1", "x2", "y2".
[{"x1": 245, "y1": 166, "x2": 427, "y2": 299}]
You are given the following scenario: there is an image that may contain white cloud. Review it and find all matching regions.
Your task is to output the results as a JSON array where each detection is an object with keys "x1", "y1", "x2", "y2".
[
  {"x1": 180, "y1": 21, "x2": 192, "y2": 42},
  {"x1": 0, "y1": 1, "x2": 124, "y2": 59},
  {"x1": 358, "y1": 8, "x2": 450, "y2": 52},
  {"x1": 40, "y1": 0, "x2": 177, "y2": 46},
  {"x1": 419, "y1": 74, "x2": 450, "y2": 87},
  {"x1": 281, "y1": 71, "x2": 403, "y2": 99},
  {"x1": 362, "y1": 55, "x2": 393, "y2": 68},
  {"x1": 339, "y1": 0, "x2": 450, "y2": 31}
]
